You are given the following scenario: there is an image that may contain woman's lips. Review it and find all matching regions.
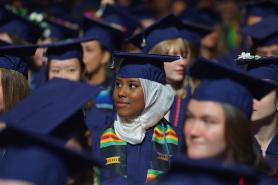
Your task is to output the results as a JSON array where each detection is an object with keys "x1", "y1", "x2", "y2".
[{"x1": 116, "y1": 101, "x2": 129, "y2": 108}]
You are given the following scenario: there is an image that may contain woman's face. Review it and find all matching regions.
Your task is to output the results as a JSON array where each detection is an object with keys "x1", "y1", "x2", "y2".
[
  {"x1": 48, "y1": 58, "x2": 81, "y2": 81},
  {"x1": 0, "y1": 73, "x2": 4, "y2": 113},
  {"x1": 113, "y1": 77, "x2": 145, "y2": 119},
  {"x1": 251, "y1": 90, "x2": 278, "y2": 121},
  {"x1": 164, "y1": 45, "x2": 189, "y2": 83},
  {"x1": 81, "y1": 40, "x2": 108, "y2": 74},
  {"x1": 184, "y1": 99, "x2": 226, "y2": 159}
]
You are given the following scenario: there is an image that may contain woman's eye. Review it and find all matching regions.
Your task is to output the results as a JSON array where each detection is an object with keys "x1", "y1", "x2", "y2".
[
  {"x1": 50, "y1": 69, "x2": 59, "y2": 73},
  {"x1": 67, "y1": 68, "x2": 77, "y2": 73},
  {"x1": 129, "y1": 83, "x2": 137, "y2": 89},
  {"x1": 115, "y1": 81, "x2": 122, "y2": 88}
]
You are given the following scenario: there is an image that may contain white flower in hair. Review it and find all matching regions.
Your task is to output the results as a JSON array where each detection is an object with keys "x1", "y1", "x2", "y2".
[{"x1": 237, "y1": 52, "x2": 261, "y2": 60}]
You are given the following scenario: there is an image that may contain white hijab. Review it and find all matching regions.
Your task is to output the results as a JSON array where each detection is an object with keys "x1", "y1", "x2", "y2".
[{"x1": 114, "y1": 78, "x2": 175, "y2": 144}]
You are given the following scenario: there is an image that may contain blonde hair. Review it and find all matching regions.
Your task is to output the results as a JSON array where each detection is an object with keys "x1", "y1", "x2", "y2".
[
  {"x1": 1, "y1": 68, "x2": 30, "y2": 112},
  {"x1": 149, "y1": 38, "x2": 199, "y2": 98}
]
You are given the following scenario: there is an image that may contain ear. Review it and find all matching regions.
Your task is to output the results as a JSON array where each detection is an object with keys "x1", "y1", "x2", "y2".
[{"x1": 101, "y1": 50, "x2": 111, "y2": 65}]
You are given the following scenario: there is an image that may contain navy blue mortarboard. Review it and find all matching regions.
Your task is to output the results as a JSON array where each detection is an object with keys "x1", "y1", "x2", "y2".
[
  {"x1": 1, "y1": 78, "x2": 102, "y2": 139},
  {"x1": 75, "y1": 15, "x2": 125, "y2": 52},
  {"x1": 179, "y1": 7, "x2": 221, "y2": 29},
  {"x1": 127, "y1": 14, "x2": 183, "y2": 53},
  {"x1": 44, "y1": 40, "x2": 83, "y2": 61},
  {"x1": 113, "y1": 52, "x2": 181, "y2": 84},
  {"x1": 235, "y1": 56, "x2": 278, "y2": 81},
  {"x1": 45, "y1": 17, "x2": 80, "y2": 41},
  {"x1": 242, "y1": 15, "x2": 278, "y2": 46},
  {"x1": 180, "y1": 21, "x2": 212, "y2": 46},
  {"x1": 102, "y1": 4, "x2": 141, "y2": 38},
  {"x1": 189, "y1": 57, "x2": 277, "y2": 118},
  {"x1": 245, "y1": 0, "x2": 278, "y2": 18},
  {"x1": 0, "y1": 125, "x2": 101, "y2": 185},
  {"x1": 153, "y1": 156, "x2": 259, "y2": 185},
  {"x1": 0, "y1": 43, "x2": 38, "y2": 77},
  {"x1": 0, "y1": 11, "x2": 42, "y2": 43}
]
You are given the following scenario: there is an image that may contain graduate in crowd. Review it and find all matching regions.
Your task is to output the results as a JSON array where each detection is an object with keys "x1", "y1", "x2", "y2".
[
  {"x1": 150, "y1": 56, "x2": 278, "y2": 185},
  {"x1": 95, "y1": 52, "x2": 180, "y2": 185},
  {"x1": 0, "y1": 43, "x2": 38, "y2": 113},
  {"x1": 44, "y1": 41, "x2": 84, "y2": 82},
  {"x1": 242, "y1": 15, "x2": 278, "y2": 57},
  {"x1": 236, "y1": 55, "x2": 278, "y2": 173},
  {"x1": 0, "y1": 78, "x2": 102, "y2": 184},
  {"x1": 0, "y1": 123, "x2": 101, "y2": 185},
  {"x1": 31, "y1": 14, "x2": 80, "y2": 89}
]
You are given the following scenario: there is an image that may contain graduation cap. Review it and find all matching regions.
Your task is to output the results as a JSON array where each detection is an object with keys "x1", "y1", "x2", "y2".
[
  {"x1": 155, "y1": 156, "x2": 259, "y2": 185},
  {"x1": 43, "y1": 40, "x2": 83, "y2": 61},
  {"x1": 241, "y1": 15, "x2": 278, "y2": 46},
  {"x1": 180, "y1": 21, "x2": 212, "y2": 46},
  {"x1": 245, "y1": 0, "x2": 278, "y2": 18},
  {"x1": 235, "y1": 56, "x2": 278, "y2": 81},
  {"x1": 1, "y1": 78, "x2": 102, "y2": 139},
  {"x1": 113, "y1": 52, "x2": 181, "y2": 84},
  {"x1": 45, "y1": 18, "x2": 80, "y2": 41},
  {"x1": 189, "y1": 57, "x2": 278, "y2": 118},
  {"x1": 0, "y1": 125, "x2": 101, "y2": 185},
  {"x1": 74, "y1": 15, "x2": 125, "y2": 52},
  {"x1": 0, "y1": 43, "x2": 39, "y2": 77},
  {"x1": 178, "y1": 7, "x2": 221, "y2": 29},
  {"x1": 0, "y1": 11, "x2": 43, "y2": 43},
  {"x1": 127, "y1": 14, "x2": 183, "y2": 53},
  {"x1": 102, "y1": 4, "x2": 141, "y2": 38}
]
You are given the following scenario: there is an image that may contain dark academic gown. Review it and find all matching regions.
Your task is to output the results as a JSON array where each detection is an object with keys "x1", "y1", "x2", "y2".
[{"x1": 265, "y1": 132, "x2": 278, "y2": 173}]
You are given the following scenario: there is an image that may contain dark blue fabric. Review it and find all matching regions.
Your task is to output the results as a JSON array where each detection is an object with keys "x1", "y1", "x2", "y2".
[
  {"x1": 193, "y1": 79, "x2": 253, "y2": 119},
  {"x1": 245, "y1": 0, "x2": 278, "y2": 18},
  {"x1": 265, "y1": 132, "x2": 278, "y2": 173},
  {"x1": 0, "y1": 146, "x2": 68, "y2": 185},
  {"x1": 189, "y1": 57, "x2": 278, "y2": 116},
  {"x1": 149, "y1": 156, "x2": 259, "y2": 185},
  {"x1": 46, "y1": 19, "x2": 79, "y2": 41},
  {"x1": 80, "y1": 16, "x2": 125, "y2": 51},
  {"x1": 44, "y1": 40, "x2": 83, "y2": 61},
  {"x1": 242, "y1": 15, "x2": 278, "y2": 46},
  {"x1": 0, "y1": 12, "x2": 42, "y2": 43},
  {"x1": 114, "y1": 52, "x2": 180, "y2": 84},
  {"x1": 126, "y1": 128, "x2": 153, "y2": 185},
  {"x1": 1, "y1": 78, "x2": 101, "y2": 136},
  {"x1": 0, "y1": 43, "x2": 38, "y2": 77},
  {"x1": 103, "y1": 4, "x2": 140, "y2": 37},
  {"x1": 127, "y1": 14, "x2": 184, "y2": 52}
]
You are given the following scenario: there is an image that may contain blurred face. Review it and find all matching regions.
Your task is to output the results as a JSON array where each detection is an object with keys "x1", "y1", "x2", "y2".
[
  {"x1": 48, "y1": 58, "x2": 81, "y2": 81},
  {"x1": 164, "y1": 45, "x2": 188, "y2": 83},
  {"x1": 184, "y1": 99, "x2": 226, "y2": 159},
  {"x1": 201, "y1": 31, "x2": 218, "y2": 49},
  {"x1": 252, "y1": 90, "x2": 278, "y2": 121},
  {"x1": 0, "y1": 73, "x2": 4, "y2": 113},
  {"x1": 247, "y1": 16, "x2": 263, "y2": 26},
  {"x1": 113, "y1": 77, "x2": 145, "y2": 119},
  {"x1": 81, "y1": 40, "x2": 108, "y2": 74},
  {"x1": 256, "y1": 44, "x2": 278, "y2": 56},
  {"x1": 0, "y1": 180, "x2": 34, "y2": 185}
]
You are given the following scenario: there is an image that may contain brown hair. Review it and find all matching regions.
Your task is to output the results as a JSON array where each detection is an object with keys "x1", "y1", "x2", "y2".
[
  {"x1": 1, "y1": 68, "x2": 30, "y2": 112},
  {"x1": 222, "y1": 103, "x2": 269, "y2": 173}
]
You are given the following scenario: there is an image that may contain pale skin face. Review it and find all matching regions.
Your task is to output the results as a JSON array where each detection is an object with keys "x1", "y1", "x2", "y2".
[
  {"x1": 113, "y1": 77, "x2": 145, "y2": 119},
  {"x1": 164, "y1": 45, "x2": 188, "y2": 84},
  {"x1": 256, "y1": 44, "x2": 278, "y2": 57},
  {"x1": 48, "y1": 58, "x2": 81, "y2": 81},
  {"x1": 81, "y1": 40, "x2": 109, "y2": 74},
  {"x1": 251, "y1": 90, "x2": 278, "y2": 121},
  {"x1": 0, "y1": 33, "x2": 13, "y2": 43},
  {"x1": 0, "y1": 72, "x2": 4, "y2": 113},
  {"x1": 184, "y1": 99, "x2": 226, "y2": 159}
]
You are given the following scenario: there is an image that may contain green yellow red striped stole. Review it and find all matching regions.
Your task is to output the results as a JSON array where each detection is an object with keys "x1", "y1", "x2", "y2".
[
  {"x1": 152, "y1": 124, "x2": 178, "y2": 145},
  {"x1": 100, "y1": 128, "x2": 126, "y2": 148},
  {"x1": 99, "y1": 119, "x2": 179, "y2": 183}
]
